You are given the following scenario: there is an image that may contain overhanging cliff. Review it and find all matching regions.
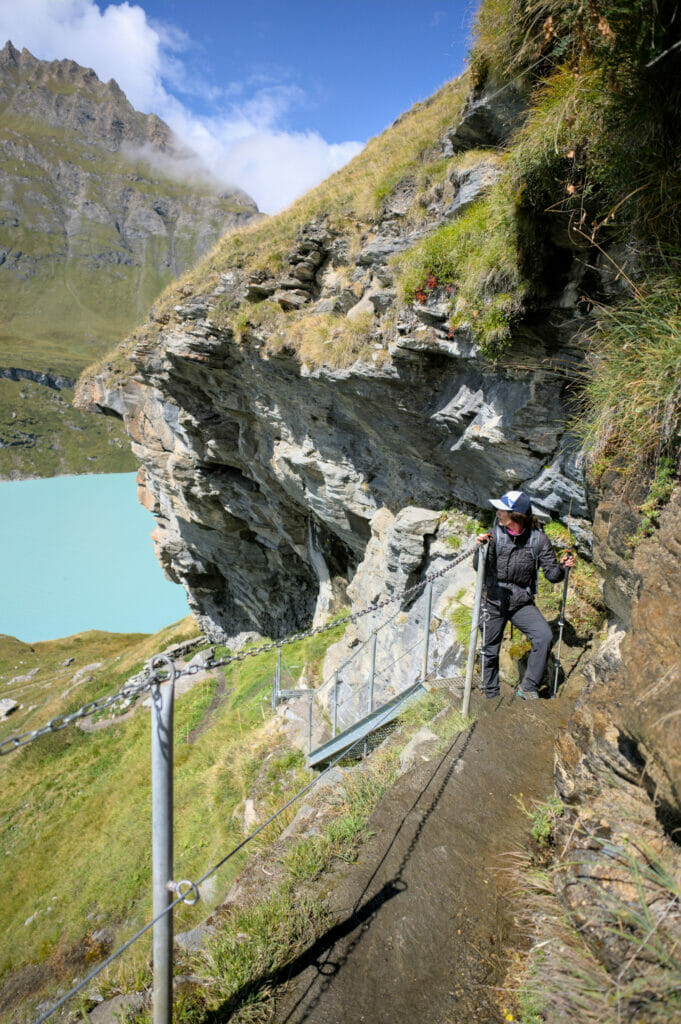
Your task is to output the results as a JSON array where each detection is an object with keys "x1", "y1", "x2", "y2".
[
  {"x1": 75, "y1": 13, "x2": 681, "y2": 1014},
  {"x1": 77, "y1": 74, "x2": 592, "y2": 640}
]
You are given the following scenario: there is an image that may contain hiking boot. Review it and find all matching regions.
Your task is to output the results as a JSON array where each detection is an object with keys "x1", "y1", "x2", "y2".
[{"x1": 516, "y1": 687, "x2": 538, "y2": 700}]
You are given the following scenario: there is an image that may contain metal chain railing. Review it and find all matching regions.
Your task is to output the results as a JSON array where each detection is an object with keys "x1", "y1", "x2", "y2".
[
  {"x1": 4, "y1": 537, "x2": 486, "y2": 1024},
  {"x1": 32, "y1": 630, "x2": 476, "y2": 1024},
  {"x1": 0, "y1": 675, "x2": 154, "y2": 755},
  {"x1": 0, "y1": 540, "x2": 476, "y2": 758}
]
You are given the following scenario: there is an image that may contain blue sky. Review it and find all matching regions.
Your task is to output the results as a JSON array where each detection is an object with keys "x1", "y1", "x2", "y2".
[{"x1": 0, "y1": 0, "x2": 475, "y2": 211}]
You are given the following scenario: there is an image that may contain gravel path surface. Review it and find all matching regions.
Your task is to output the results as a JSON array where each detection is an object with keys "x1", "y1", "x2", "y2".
[{"x1": 274, "y1": 680, "x2": 581, "y2": 1024}]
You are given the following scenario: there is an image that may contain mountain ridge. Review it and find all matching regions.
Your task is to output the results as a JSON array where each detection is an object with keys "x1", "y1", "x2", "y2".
[{"x1": 0, "y1": 41, "x2": 259, "y2": 477}]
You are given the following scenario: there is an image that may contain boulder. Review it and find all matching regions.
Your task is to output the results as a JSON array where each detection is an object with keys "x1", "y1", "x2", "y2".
[
  {"x1": 0, "y1": 698, "x2": 19, "y2": 719},
  {"x1": 442, "y1": 79, "x2": 527, "y2": 154},
  {"x1": 274, "y1": 289, "x2": 311, "y2": 310}
]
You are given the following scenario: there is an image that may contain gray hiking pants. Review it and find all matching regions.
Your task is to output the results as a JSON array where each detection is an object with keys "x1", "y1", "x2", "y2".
[{"x1": 481, "y1": 597, "x2": 553, "y2": 697}]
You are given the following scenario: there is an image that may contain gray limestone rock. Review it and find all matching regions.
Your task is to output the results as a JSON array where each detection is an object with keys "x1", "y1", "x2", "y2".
[
  {"x1": 186, "y1": 647, "x2": 215, "y2": 671},
  {"x1": 0, "y1": 698, "x2": 19, "y2": 719},
  {"x1": 442, "y1": 79, "x2": 527, "y2": 154},
  {"x1": 274, "y1": 289, "x2": 311, "y2": 310},
  {"x1": 7, "y1": 667, "x2": 39, "y2": 685},
  {"x1": 317, "y1": 507, "x2": 475, "y2": 731},
  {"x1": 398, "y1": 726, "x2": 439, "y2": 772},
  {"x1": 88, "y1": 994, "x2": 144, "y2": 1024},
  {"x1": 175, "y1": 921, "x2": 217, "y2": 953},
  {"x1": 445, "y1": 159, "x2": 502, "y2": 218}
]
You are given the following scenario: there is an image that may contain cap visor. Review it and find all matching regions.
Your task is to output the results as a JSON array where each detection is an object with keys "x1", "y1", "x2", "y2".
[{"x1": 489, "y1": 499, "x2": 506, "y2": 510}]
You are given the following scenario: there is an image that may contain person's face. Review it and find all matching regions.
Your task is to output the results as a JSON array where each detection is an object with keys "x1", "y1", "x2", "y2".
[{"x1": 496, "y1": 510, "x2": 512, "y2": 526}]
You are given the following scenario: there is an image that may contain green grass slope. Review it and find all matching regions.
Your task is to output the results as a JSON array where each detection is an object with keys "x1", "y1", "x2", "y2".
[
  {"x1": 0, "y1": 615, "x2": 347, "y2": 1019},
  {"x1": 0, "y1": 379, "x2": 135, "y2": 477}
]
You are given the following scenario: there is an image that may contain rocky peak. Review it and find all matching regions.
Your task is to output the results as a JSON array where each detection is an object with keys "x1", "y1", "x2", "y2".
[
  {"x1": 0, "y1": 40, "x2": 20, "y2": 66},
  {"x1": 0, "y1": 42, "x2": 259, "y2": 477},
  {"x1": 0, "y1": 41, "x2": 174, "y2": 153}
]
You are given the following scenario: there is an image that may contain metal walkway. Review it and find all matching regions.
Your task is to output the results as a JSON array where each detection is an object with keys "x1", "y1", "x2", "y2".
[{"x1": 307, "y1": 680, "x2": 426, "y2": 768}]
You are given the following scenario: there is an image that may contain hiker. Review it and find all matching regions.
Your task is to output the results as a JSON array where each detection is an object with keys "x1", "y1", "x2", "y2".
[{"x1": 473, "y1": 491, "x2": 575, "y2": 700}]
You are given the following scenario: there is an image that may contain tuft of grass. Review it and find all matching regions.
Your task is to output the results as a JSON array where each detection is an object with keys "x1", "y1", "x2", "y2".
[
  {"x1": 470, "y1": 0, "x2": 681, "y2": 93},
  {"x1": 630, "y1": 458, "x2": 677, "y2": 546},
  {"x1": 470, "y1": 0, "x2": 681, "y2": 247},
  {"x1": 393, "y1": 179, "x2": 527, "y2": 358},
  {"x1": 446, "y1": 602, "x2": 474, "y2": 645},
  {"x1": 574, "y1": 273, "x2": 681, "y2": 491},
  {"x1": 516, "y1": 794, "x2": 564, "y2": 851},
  {"x1": 199, "y1": 886, "x2": 327, "y2": 1022},
  {"x1": 267, "y1": 310, "x2": 377, "y2": 369},
  {"x1": 511, "y1": 834, "x2": 681, "y2": 1023},
  {"x1": 282, "y1": 748, "x2": 400, "y2": 883},
  {"x1": 535, "y1": 536, "x2": 605, "y2": 637}
]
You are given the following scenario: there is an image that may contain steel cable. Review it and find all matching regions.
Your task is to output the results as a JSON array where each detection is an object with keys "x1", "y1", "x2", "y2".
[
  {"x1": 1, "y1": 541, "x2": 477, "y2": 757},
  {"x1": 32, "y1": 648, "x2": 473, "y2": 1024}
]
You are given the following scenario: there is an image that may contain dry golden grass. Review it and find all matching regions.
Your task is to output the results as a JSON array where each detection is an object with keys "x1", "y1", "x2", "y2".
[{"x1": 78, "y1": 74, "x2": 468, "y2": 389}]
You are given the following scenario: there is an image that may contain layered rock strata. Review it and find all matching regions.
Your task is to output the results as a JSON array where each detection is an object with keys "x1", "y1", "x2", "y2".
[
  {"x1": 555, "y1": 488, "x2": 681, "y2": 922},
  {"x1": 79, "y1": 287, "x2": 588, "y2": 640},
  {"x1": 78, "y1": 75, "x2": 591, "y2": 639}
]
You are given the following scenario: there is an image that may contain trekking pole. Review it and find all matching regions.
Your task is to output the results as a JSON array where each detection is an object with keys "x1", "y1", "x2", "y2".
[
  {"x1": 463, "y1": 541, "x2": 487, "y2": 717},
  {"x1": 552, "y1": 563, "x2": 571, "y2": 697}
]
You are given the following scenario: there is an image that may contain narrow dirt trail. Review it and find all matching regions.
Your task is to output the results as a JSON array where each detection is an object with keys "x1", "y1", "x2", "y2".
[{"x1": 274, "y1": 677, "x2": 583, "y2": 1024}]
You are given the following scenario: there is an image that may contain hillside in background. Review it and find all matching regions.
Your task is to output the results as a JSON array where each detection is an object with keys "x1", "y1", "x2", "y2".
[{"x1": 0, "y1": 41, "x2": 258, "y2": 477}]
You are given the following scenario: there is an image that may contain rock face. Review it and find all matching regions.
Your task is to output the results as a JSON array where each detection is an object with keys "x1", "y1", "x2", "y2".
[
  {"x1": 552, "y1": 487, "x2": 681, "y2": 978},
  {"x1": 0, "y1": 41, "x2": 258, "y2": 477},
  {"x1": 79, "y1": 291, "x2": 587, "y2": 640},
  {"x1": 77, "y1": 80, "x2": 590, "y2": 638},
  {"x1": 442, "y1": 76, "x2": 527, "y2": 153},
  {"x1": 317, "y1": 507, "x2": 476, "y2": 730}
]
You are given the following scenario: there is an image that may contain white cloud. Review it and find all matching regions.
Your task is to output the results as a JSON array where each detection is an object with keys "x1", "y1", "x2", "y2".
[
  {"x1": 202, "y1": 129, "x2": 362, "y2": 216},
  {"x1": 0, "y1": 0, "x2": 363, "y2": 212}
]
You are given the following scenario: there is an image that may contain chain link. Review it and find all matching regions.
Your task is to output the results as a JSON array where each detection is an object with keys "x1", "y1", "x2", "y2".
[
  {"x1": 0, "y1": 671, "x2": 155, "y2": 756},
  {"x1": 0, "y1": 541, "x2": 476, "y2": 757},
  {"x1": 176, "y1": 539, "x2": 477, "y2": 679}
]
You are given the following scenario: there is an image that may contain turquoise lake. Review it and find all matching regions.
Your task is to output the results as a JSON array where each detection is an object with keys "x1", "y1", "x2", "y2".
[{"x1": 1, "y1": 472, "x2": 189, "y2": 642}]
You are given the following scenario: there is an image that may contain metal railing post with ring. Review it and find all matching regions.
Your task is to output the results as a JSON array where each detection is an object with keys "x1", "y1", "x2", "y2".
[{"x1": 149, "y1": 654, "x2": 176, "y2": 1024}]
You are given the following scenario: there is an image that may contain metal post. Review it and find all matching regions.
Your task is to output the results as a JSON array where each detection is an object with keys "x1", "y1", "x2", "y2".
[
  {"x1": 272, "y1": 647, "x2": 281, "y2": 712},
  {"x1": 150, "y1": 655, "x2": 175, "y2": 1024},
  {"x1": 462, "y1": 543, "x2": 487, "y2": 717},
  {"x1": 480, "y1": 586, "x2": 487, "y2": 686},
  {"x1": 365, "y1": 632, "x2": 377, "y2": 757},
  {"x1": 368, "y1": 633, "x2": 377, "y2": 715},
  {"x1": 307, "y1": 694, "x2": 313, "y2": 755},
  {"x1": 333, "y1": 671, "x2": 339, "y2": 737},
  {"x1": 422, "y1": 581, "x2": 433, "y2": 683},
  {"x1": 552, "y1": 567, "x2": 571, "y2": 697}
]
